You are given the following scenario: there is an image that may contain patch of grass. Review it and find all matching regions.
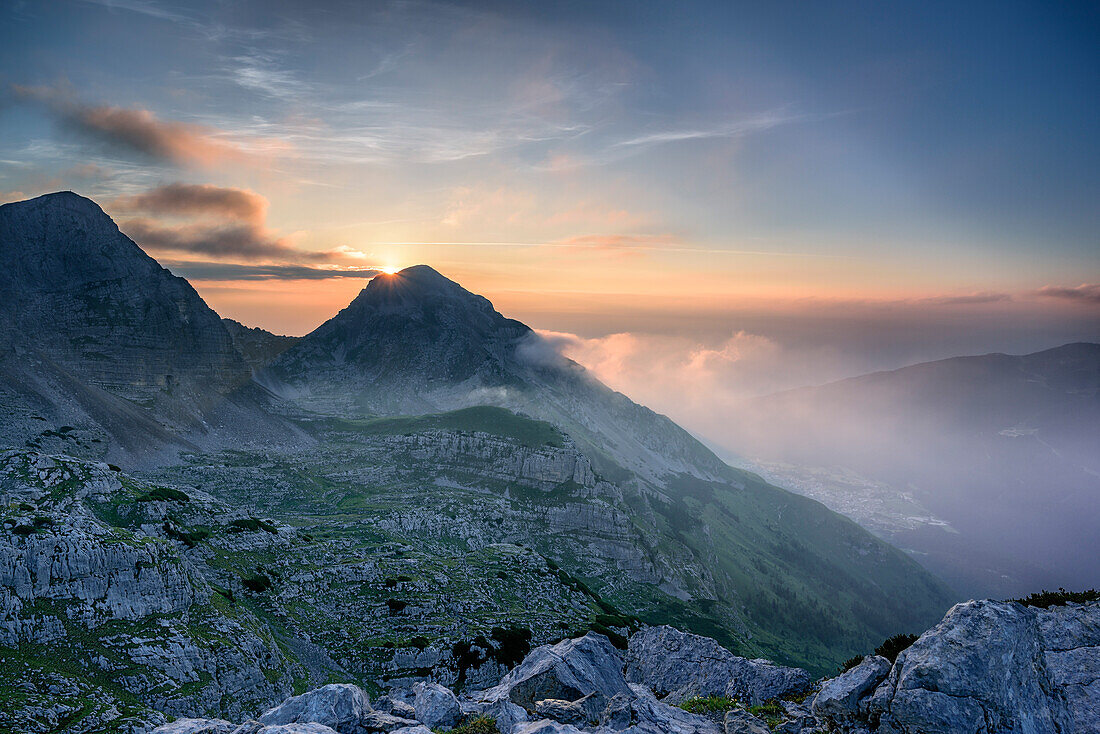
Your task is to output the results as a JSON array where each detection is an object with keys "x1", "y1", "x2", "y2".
[
  {"x1": 679, "y1": 695, "x2": 739, "y2": 715},
  {"x1": 138, "y1": 486, "x2": 189, "y2": 503},
  {"x1": 1011, "y1": 588, "x2": 1100, "y2": 609},
  {"x1": 747, "y1": 699, "x2": 784, "y2": 728},
  {"x1": 229, "y1": 517, "x2": 278, "y2": 534},
  {"x1": 436, "y1": 715, "x2": 499, "y2": 734},
  {"x1": 163, "y1": 522, "x2": 209, "y2": 547},
  {"x1": 325, "y1": 406, "x2": 565, "y2": 449}
]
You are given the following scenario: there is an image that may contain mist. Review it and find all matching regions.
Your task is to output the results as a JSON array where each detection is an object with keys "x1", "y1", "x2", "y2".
[{"x1": 540, "y1": 304, "x2": 1100, "y2": 600}]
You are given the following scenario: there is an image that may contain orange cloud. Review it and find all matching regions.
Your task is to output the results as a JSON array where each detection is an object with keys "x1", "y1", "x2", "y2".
[
  {"x1": 12, "y1": 84, "x2": 281, "y2": 168},
  {"x1": 113, "y1": 183, "x2": 268, "y2": 224}
]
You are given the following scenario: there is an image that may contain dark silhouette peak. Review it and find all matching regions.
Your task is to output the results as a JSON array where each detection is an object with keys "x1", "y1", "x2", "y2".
[
  {"x1": 1, "y1": 190, "x2": 109, "y2": 218},
  {"x1": 345, "y1": 263, "x2": 492, "y2": 315}
]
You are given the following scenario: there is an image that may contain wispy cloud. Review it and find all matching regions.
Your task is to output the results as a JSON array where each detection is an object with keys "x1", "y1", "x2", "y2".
[
  {"x1": 1034, "y1": 284, "x2": 1100, "y2": 305},
  {"x1": 919, "y1": 292, "x2": 1013, "y2": 306},
  {"x1": 11, "y1": 84, "x2": 278, "y2": 168},
  {"x1": 163, "y1": 260, "x2": 383, "y2": 281},
  {"x1": 612, "y1": 111, "x2": 806, "y2": 149}
]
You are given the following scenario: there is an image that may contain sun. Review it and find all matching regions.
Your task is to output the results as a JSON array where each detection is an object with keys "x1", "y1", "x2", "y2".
[{"x1": 378, "y1": 265, "x2": 399, "y2": 275}]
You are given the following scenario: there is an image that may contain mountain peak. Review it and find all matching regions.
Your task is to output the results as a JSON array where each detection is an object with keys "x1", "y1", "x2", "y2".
[
  {"x1": 1, "y1": 190, "x2": 112, "y2": 220},
  {"x1": 344, "y1": 263, "x2": 494, "y2": 317}
]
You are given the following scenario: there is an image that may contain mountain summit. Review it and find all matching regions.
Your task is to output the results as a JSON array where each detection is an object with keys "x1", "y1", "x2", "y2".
[
  {"x1": 0, "y1": 192, "x2": 293, "y2": 462},
  {"x1": 271, "y1": 265, "x2": 530, "y2": 395}
]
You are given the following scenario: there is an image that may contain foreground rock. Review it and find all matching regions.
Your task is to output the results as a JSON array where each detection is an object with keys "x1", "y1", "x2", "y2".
[
  {"x1": 481, "y1": 633, "x2": 633, "y2": 708},
  {"x1": 625, "y1": 626, "x2": 812, "y2": 705},
  {"x1": 815, "y1": 599, "x2": 1100, "y2": 733},
  {"x1": 257, "y1": 684, "x2": 371, "y2": 732},
  {"x1": 154, "y1": 598, "x2": 1099, "y2": 734}
]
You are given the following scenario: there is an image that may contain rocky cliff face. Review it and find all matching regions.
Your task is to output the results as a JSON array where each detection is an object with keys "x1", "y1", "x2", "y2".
[{"x1": 0, "y1": 451, "x2": 303, "y2": 733}]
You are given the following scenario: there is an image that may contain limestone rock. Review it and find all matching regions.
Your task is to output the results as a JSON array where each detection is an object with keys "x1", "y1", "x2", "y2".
[
  {"x1": 153, "y1": 719, "x2": 235, "y2": 734},
  {"x1": 866, "y1": 599, "x2": 1098, "y2": 733},
  {"x1": 257, "y1": 684, "x2": 371, "y2": 733},
  {"x1": 722, "y1": 709, "x2": 771, "y2": 734},
  {"x1": 811, "y1": 656, "x2": 890, "y2": 725},
  {"x1": 513, "y1": 720, "x2": 586, "y2": 734},
  {"x1": 481, "y1": 633, "x2": 632, "y2": 709},
  {"x1": 625, "y1": 626, "x2": 812, "y2": 705},
  {"x1": 411, "y1": 681, "x2": 461, "y2": 729}
]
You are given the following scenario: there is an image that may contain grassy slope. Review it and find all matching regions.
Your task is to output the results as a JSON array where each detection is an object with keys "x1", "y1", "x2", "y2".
[
  {"x1": 316, "y1": 405, "x2": 565, "y2": 449},
  {"x1": 239, "y1": 407, "x2": 954, "y2": 675},
  {"x1": 651, "y1": 474, "x2": 953, "y2": 673}
]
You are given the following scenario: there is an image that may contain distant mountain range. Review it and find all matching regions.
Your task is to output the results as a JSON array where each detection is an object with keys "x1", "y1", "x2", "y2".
[
  {"x1": 722, "y1": 344, "x2": 1100, "y2": 598},
  {"x1": 0, "y1": 191, "x2": 954, "y2": 696}
]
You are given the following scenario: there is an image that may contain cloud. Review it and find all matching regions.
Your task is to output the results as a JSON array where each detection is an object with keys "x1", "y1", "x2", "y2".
[
  {"x1": 612, "y1": 111, "x2": 806, "y2": 150},
  {"x1": 1035, "y1": 284, "x2": 1100, "y2": 305},
  {"x1": 119, "y1": 216, "x2": 324, "y2": 261},
  {"x1": 113, "y1": 182, "x2": 267, "y2": 223},
  {"x1": 919, "y1": 292, "x2": 1013, "y2": 306},
  {"x1": 162, "y1": 261, "x2": 383, "y2": 281},
  {"x1": 558, "y1": 233, "x2": 679, "y2": 250},
  {"x1": 12, "y1": 84, "x2": 252, "y2": 167}
]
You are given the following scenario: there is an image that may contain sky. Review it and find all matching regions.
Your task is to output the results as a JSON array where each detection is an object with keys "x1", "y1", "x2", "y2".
[{"x1": 1, "y1": 0, "x2": 1098, "y2": 433}]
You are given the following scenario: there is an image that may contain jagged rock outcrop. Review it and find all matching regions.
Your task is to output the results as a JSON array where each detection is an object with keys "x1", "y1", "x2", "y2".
[
  {"x1": 480, "y1": 633, "x2": 633, "y2": 708},
  {"x1": 257, "y1": 684, "x2": 372, "y2": 732},
  {"x1": 0, "y1": 451, "x2": 301, "y2": 730},
  {"x1": 815, "y1": 599, "x2": 1100, "y2": 734},
  {"x1": 148, "y1": 601, "x2": 1100, "y2": 733},
  {"x1": 625, "y1": 626, "x2": 812, "y2": 705},
  {"x1": 811, "y1": 655, "x2": 890, "y2": 724}
]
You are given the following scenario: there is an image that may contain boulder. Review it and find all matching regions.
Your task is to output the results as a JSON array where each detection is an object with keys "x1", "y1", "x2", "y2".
[
  {"x1": 811, "y1": 656, "x2": 891, "y2": 725},
  {"x1": 358, "y1": 711, "x2": 421, "y2": 733},
  {"x1": 153, "y1": 719, "x2": 235, "y2": 734},
  {"x1": 533, "y1": 698, "x2": 587, "y2": 726},
  {"x1": 481, "y1": 633, "x2": 632, "y2": 709},
  {"x1": 258, "y1": 684, "x2": 371, "y2": 733},
  {"x1": 867, "y1": 600, "x2": 1084, "y2": 733},
  {"x1": 1036, "y1": 601, "x2": 1100, "y2": 734},
  {"x1": 533, "y1": 691, "x2": 606, "y2": 726},
  {"x1": 625, "y1": 626, "x2": 812, "y2": 705},
  {"x1": 389, "y1": 728, "x2": 433, "y2": 734},
  {"x1": 624, "y1": 683, "x2": 720, "y2": 734},
  {"x1": 482, "y1": 699, "x2": 530, "y2": 732},
  {"x1": 411, "y1": 681, "x2": 461, "y2": 729},
  {"x1": 231, "y1": 724, "x2": 341, "y2": 734},
  {"x1": 514, "y1": 721, "x2": 586, "y2": 734},
  {"x1": 723, "y1": 709, "x2": 771, "y2": 734}
]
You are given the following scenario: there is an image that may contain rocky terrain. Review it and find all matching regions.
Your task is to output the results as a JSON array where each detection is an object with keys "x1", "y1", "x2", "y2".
[
  {"x1": 149, "y1": 597, "x2": 1100, "y2": 734},
  {"x1": 0, "y1": 192, "x2": 957, "y2": 679},
  {"x1": 5, "y1": 191, "x2": 1070, "y2": 733}
]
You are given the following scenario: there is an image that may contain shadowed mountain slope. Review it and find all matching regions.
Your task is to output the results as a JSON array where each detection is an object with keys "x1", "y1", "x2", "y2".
[{"x1": 0, "y1": 192, "x2": 304, "y2": 465}]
